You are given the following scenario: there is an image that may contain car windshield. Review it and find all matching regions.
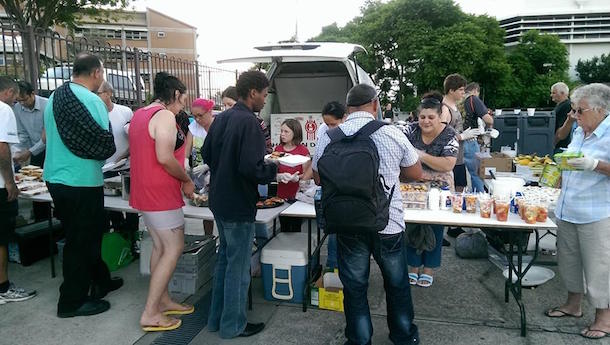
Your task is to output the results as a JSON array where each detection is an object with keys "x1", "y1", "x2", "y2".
[{"x1": 42, "y1": 67, "x2": 72, "y2": 79}]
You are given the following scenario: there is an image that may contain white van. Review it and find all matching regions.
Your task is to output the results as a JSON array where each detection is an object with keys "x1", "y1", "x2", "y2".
[
  {"x1": 38, "y1": 66, "x2": 146, "y2": 105},
  {"x1": 218, "y1": 42, "x2": 379, "y2": 153}
]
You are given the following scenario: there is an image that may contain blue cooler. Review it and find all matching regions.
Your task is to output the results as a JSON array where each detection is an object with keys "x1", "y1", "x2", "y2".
[{"x1": 261, "y1": 232, "x2": 309, "y2": 303}]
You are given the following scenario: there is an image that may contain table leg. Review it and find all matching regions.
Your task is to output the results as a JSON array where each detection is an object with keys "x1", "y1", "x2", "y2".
[
  {"x1": 48, "y1": 203, "x2": 55, "y2": 278},
  {"x1": 304, "y1": 219, "x2": 312, "y2": 312},
  {"x1": 504, "y1": 229, "x2": 541, "y2": 337}
]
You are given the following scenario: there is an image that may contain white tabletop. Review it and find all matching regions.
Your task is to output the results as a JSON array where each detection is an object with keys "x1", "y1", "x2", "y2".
[
  {"x1": 280, "y1": 201, "x2": 557, "y2": 230},
  {"x1": 281, "y1": 201, "x2": 316, "y2": 218},
  {"x1": 21, "y1": 193, "x2": 289, "y2": 224}
]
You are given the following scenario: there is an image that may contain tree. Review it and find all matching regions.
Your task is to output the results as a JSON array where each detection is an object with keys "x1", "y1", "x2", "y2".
[
  {"x1": 576, "y1": 54, "x2": 610, "y2": 83},
  {"x1": 0, "y1": 0, "x2": 131, "y2": 86},
  {"x1": 507, "y1": 30, "x2": 569, "y2": 108}
]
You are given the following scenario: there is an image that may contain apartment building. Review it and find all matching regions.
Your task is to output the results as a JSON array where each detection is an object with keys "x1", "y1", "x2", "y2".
[{"x1": 498, "y1": 0, "x2": 610, "y2": 78}]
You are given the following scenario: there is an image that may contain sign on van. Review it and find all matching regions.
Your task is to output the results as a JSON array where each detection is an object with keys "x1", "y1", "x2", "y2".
[{"x1": 270, "y1": 113, "x2": 324, "y2": 155}]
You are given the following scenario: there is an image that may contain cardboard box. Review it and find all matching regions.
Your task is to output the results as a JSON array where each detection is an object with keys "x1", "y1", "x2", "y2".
[
  {"x1": 311, "y1": 272, "x2": 344, "y2": 312},
  {"x1": 476, "y1": 152, "x2": 513, "y2": 179}
]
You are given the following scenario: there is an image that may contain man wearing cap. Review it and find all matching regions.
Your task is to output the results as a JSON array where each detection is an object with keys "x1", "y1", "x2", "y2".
[{"x1": 312, "y1": 84, "x2": 423, "y2": 345}]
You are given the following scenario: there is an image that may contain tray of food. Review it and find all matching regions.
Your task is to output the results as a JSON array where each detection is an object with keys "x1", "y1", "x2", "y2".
[
  {"x1": 256, "y1": 196, "x2": 285, "y2": 209},
  {"x1": 18, "y1": 165, "x2": 43, "y2": 181},
  {"x1": 190, "y1": 193, "x2": 209, "y2": 207},
  {"x1": 399, "y1": 183, "x2": 429, "y2": 203},
  {"x1": 264, "y1": 152, "x2": 310, "y2": 167}
]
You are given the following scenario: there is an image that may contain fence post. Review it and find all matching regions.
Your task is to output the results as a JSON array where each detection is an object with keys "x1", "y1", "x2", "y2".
[
  {"x1": 235, "y1": 69, "x2": 238, "y2": 84},
  {"x1": 25, "y1": 25, "x2": 39, "y2": 90},
  {"x1": 208, "y1": 70, "x2": 212, "y2": 99},
  {"x1": 195, "y1": 63, "x2": 200, "y2": 98},
  {"x1": 134, "y1": 48, "x2": 143, "y2": 107}
]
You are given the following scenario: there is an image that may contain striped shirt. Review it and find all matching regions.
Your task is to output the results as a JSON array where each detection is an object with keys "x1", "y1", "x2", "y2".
[
  {"x1": 312, "y1": 111, "x2": 420, "y2": 234},
  {"x1": 555, "y1": 114, "x2": 610, "y2": 224}
]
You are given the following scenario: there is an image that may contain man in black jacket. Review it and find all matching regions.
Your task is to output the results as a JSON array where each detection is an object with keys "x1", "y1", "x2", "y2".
[{"x1": 202, "y1": 71, "x2": 277, "y2": 339}]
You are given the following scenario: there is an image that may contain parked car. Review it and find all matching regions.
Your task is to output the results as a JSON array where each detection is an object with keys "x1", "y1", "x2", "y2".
[
  {"x1": 218, "y1": 42, "x2": 379, "y2": 153},
  {"x1": 38, "y1": 66, "x2": 146, "y2": 106}
]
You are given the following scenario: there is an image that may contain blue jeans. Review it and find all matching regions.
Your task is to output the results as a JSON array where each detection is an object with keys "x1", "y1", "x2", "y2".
[
  {"x1": 326, "y1": 234, "x2": 338, "y2": 270},
  {"x1": 406, "y1": 224, "x2": 444, "y2": 268},
  {"x1": 463, "y1": 140, "x2": 485, "y2": 192},
  {"x1": 207, "y1": 220, "x2": 255, "y2": 338},
  {"x1": 337, "y1": 231, "x2": 419, "y2": 345}
]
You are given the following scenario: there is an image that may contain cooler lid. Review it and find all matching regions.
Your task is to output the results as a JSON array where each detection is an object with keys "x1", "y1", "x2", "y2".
[{"x1": 261, "y1": 232, "x2": 309, "y2": 266}]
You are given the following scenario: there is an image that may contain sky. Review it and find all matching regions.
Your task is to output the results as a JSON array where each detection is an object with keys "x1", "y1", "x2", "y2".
[{"x1": 129, "y1": 0, "x2": 604, "y2": 68}]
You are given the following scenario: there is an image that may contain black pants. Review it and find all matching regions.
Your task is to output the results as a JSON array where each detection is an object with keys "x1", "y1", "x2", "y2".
[
  {"x1": 47, "y1": 183, "x2": 111, "y2": 311},
  {"x1": 0, "y1": 189, "x2": 17, "y2": 246}
]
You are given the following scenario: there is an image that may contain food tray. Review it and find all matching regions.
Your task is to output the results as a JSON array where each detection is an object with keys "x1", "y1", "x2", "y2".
[
  {"x1": 277, "y1": 154, "x2": 310, "y2": 167},
  {"x1": 399, "y1": 183, "x2": 429, "y2": 203},
  {"x1": 256, "y1": 197, "x2": 285, "y2": 209},
  {"x1": 403, "y1": 201, "x2": 427, "y2": 210}
]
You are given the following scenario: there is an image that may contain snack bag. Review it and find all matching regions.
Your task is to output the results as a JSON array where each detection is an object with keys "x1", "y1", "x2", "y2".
[
  {"x1": 539, "y1": 164, "x2": 561, "y2": 188},
  {"x1": 553, "y1": 151, "x2": 584, "y2": 171}
]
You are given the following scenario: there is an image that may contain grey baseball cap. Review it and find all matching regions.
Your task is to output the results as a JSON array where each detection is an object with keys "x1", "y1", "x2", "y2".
[{"x1": 346, "y1": 84, "x2": 378, "y2": 107}]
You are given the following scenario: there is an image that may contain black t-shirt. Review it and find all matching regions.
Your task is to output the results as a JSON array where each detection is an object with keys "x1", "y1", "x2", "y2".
[
  {"x1": 383, "y1": 109, "x2": 393, "y2": 119},
  {"x1": 554, "y1": 99, "x2": 571, "y2": 150},
  {"x1": 464, "y1": 95, "x2": 488, "y2": 129}
]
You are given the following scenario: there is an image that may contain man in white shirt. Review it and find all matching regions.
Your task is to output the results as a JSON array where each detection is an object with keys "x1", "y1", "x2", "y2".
[
  {"x1": 97, "y1": 81, "x2": 138, "y2": 255},
  {"x1": 13, "y1": 81, "x2": 48, "y2": 167},
  {"x1": 98, "y1": 81, "x2": 132, "y2": 174},
  {"x1": 0, "y1": 76, "x2": 36, "y2": 304}
]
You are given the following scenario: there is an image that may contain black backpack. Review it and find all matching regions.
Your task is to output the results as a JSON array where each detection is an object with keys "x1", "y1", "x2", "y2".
[{"x1": 318, "y1": 120, "x2": 394, "y2": 234}]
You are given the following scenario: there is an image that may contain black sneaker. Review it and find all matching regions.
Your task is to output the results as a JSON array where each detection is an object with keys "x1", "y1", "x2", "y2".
[
  {"x1": 442, "y1": 238, "x2": 451, "y2": 247},
  {"x1": 57, "y1": 299, "x2": 110, "y2": 318},
  {"x1": 239, "y1": 322, "x2": 265, "y2": 337}
]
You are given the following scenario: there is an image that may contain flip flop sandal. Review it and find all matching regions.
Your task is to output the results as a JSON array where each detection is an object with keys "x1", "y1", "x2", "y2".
[
  {"x1": 581, "y1": 328, "x2": 609, "y2": 340},
  {"x1": 408, "y1": 273, "x2": 419, "y2": 286},
  {"x1": 142, "y1": 318, "x2": 182, "y2": 332},
  {"x1": 544, "y1": 307, "x2": 583, "y2": 318},
  {"x1": 417, "y1": 274, "x2": 434, "y2": 288},
  {"x1": 163, "y1": 304, "x2": 195, "y2": 316}
]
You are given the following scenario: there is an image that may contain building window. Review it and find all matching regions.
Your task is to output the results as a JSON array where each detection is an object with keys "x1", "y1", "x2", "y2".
[{"x1": 157, "y1": 31, "x2": 166, "y2": 38}]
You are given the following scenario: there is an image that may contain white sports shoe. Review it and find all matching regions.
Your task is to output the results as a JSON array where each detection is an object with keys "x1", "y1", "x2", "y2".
[{"x1": 0, "y1": 283, "x2": 37, "y2": 303}]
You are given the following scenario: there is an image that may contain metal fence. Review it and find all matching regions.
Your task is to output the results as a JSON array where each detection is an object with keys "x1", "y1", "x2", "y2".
[{"x1": 0, "y1": 24, "x2": 238, "y2": 110}]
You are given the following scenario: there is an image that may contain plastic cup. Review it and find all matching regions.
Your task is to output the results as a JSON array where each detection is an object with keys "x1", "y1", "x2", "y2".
[
  {"x1": 495, "y1": 198, "x2": 510, "y2": 222},
  {"x1": 465, "y1": 194, "x2": 477, "y2": 213},
  {"x1": 536, "y1": 202, "x2": 549, "y2": 223},
  {"x1": 517, "y1": 198, "x2": 527, "y2": 220},
  {"x1": 451, "y1": 193, "x2": 463, "y2": 213},
  {"x1": 524, "y1": 203, "x2": 538, "y2": 224},
  {"x1": 479, "y1": 197, "x2": 493, "y2": 219}
]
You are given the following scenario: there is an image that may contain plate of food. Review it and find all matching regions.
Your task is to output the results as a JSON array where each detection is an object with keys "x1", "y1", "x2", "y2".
[
  {"x1": 18, "y1": 165, "x2": 43, "y2": 180},
  {"x1": 265, "y1": 151, "x2": 289, "y2": 162},
  {"x1": 256, "y1": 196, "x2": 285, "y2": 209},
  {"x1": 102, "y1": 158, "x2": 127, "y2": 173},
  {"x1": 190, "y1": 193, "x2": 209, "y2": 207},
  {"x1": 277, "y1": 154, "x2": 310, "y2": 167}
]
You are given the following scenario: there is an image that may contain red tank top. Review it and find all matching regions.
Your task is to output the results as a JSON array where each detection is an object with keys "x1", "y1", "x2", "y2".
[{"x1": 129, "y1": 105, "x2": 186, "y2": 211}]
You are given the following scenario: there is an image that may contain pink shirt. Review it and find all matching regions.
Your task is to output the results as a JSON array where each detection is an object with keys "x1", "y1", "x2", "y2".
[{"x1": 129, "y1": 105, "x2": 186, "y2": 211}]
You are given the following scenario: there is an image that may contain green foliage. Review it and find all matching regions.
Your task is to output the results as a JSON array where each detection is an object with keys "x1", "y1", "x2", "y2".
[
  {"x1": 576, "y1": 54, "x2": 610, "y2": 83},
  {"x1": 507, "y1": 30, "x2": 569, "y2": 107},
  {"x1": 0, "y1": 0, "x2": 131, "y2": 30},
  {"x1": 310, "y1": 0, "x2": 572, "y2": 110}
]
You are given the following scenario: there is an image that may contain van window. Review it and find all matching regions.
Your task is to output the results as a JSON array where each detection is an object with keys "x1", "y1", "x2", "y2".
[
  {"x1": 271, "y1": 61, "x2": 353, "y2": 113},
  {"x1": 108, "y1": 74, "x2": 134, "y2": 91},
  {"x1": 43, "y1": 67, "x2": 72, "y2": 79}
]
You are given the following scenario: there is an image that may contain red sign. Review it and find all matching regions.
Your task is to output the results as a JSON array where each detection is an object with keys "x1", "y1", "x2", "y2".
[{"x1": 305, "y1": 118, "x2": 317, "y2": 141}]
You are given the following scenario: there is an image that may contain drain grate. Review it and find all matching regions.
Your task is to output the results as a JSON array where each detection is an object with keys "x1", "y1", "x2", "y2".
[{"x1": 150, "y1": 293, "x2": 212, "y2": 345}]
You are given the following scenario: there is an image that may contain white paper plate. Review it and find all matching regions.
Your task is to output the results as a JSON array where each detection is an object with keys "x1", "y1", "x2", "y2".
[
  {"x1": 277, "y1": 154, "x2": 310, "y2": 167},
  {"x1": 503, "y1": 265, "x2": 555, "y2": 287},
  {"x1": 102, "y1": 158, "x2": 127, "y2": 172}
]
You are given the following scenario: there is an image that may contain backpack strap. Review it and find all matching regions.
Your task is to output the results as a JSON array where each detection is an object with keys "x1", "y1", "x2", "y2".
[
  {"x1": 327, "y1": 126, "x2": 347, "y2": 143},
  {"x1": 356, "y1": 120, "x2": 387, "y2": 138}
]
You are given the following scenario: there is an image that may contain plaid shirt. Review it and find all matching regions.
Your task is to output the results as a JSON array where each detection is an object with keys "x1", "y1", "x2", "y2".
[
  {"x1": 555, "y1": 114, "x2": 610, "y2": 224},
  {"x1": 313, "y1": 111, "x2": 419, "y2": 234}
]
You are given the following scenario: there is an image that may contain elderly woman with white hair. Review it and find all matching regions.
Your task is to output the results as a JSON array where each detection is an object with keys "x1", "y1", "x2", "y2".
[{"x1": 545, "y1": 83, "x2": 610, "y2": 340}]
